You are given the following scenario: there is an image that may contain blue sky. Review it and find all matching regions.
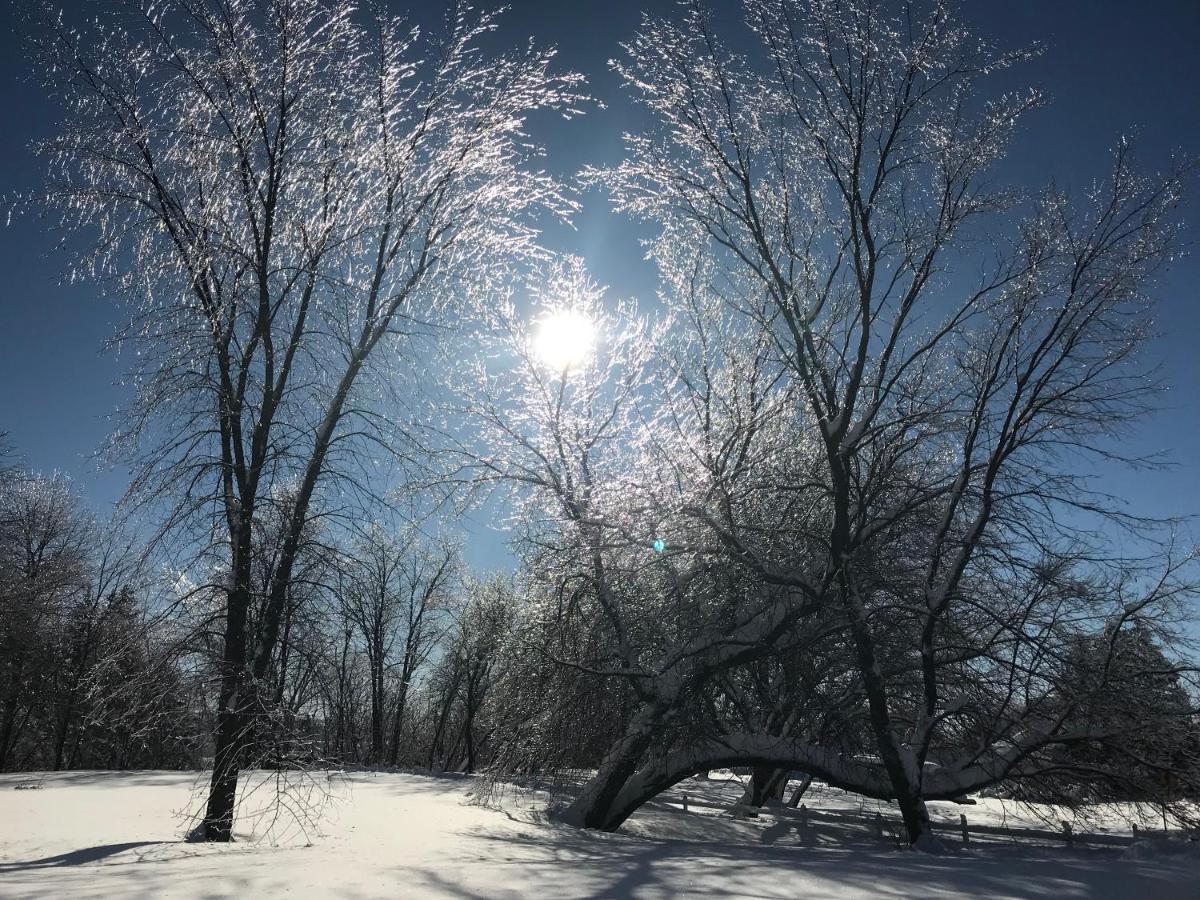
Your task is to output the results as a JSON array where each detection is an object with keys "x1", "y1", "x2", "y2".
[{"x1": 0, "y1": 0, "x2": 1196, "y2": 570}]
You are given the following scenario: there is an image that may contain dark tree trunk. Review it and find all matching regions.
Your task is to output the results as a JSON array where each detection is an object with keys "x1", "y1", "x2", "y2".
[
  {"x1": 67, "y1": 727, "x2": 84, "y2": 769},
  {"x1": 369, "y1": 634, "x2": 384, "y2": 765},
  {"x1": 273, "y1": 592, "x2": 293, "y2": 708},
  {"x1": 202, "y1": 581, "x2": 252, "y2": 842},
  {"x1": 204, "y1": 705, "x2": 243, "y2": 842},
  {"x1": 52, "y1": 696, "x2": 77, "y2": 772},
  {"x1": 428, "y1": 667, "x2": 462, "y2": 771},
  {"x1": 0, "y1": 658, "x2": 25, "y2": 772},
  {"x1": 893, "y1": 779, "x2": 934, "y2": 847},
  {"x1": 562, "y1": 703, "x2": 664, "y2": 829},
  {"x1": 844, "y1": 582, "x2": 935, "y2": 847},
  {"x1": 387, "y1": 680, "x2": 410, "y2": 767},
  {"x1": 741, "y1": 765, "x2": 788, "y2": 807},
  {"x1": 333, "y1": 628, "x2": 352, "y2": 760},
  {"x1": 463, "y1": 679, "x2": 478, "y2": 775},
  {"x1": 788, "y1": 773, "x2": 814, "y2": 807}
]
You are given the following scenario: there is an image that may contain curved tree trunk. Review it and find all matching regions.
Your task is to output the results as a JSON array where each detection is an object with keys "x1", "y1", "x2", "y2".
[
  {"x1": 560, "y1": 703, "x2": 665, "y2": 829},
  {"x1": 589, "y1": 733, "x2": 983, "y2": 838}
]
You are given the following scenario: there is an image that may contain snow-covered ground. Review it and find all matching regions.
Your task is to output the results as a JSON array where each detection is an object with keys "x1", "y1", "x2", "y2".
[{"x1": 1, "y1": 770, "x2": 1196, "y2": 898}]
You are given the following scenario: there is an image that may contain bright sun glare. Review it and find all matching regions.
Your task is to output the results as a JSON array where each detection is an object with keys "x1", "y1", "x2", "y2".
[{"x1": 533, "y1": 309, "x2": 597, "y2": 372}]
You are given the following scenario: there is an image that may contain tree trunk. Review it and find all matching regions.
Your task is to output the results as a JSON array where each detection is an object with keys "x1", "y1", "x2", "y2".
[
  {"x1": 273, "y1": 593, "x2": 293, "y2": 708},
  {"x1": 846, "y1": 595, "x2": 936, "y2": 847},
  {"x1": 202, "y1": 582, "x2": 252, "y2": 842},
  {"x1": 334, "y1": 628, "x2": 352, "y2": 760},
  {"x1": 369, "y1": 661, "x2": 384, "y2": 765},
  {"x1": 67, "y1": 727, "x2": 84, "y2": 769},
  {"x1": 788, "y1": 773, "x2": 814, "y2": 807},
  {"x1": 741, "y1": 765, "x2": 788, "y2": 807},
  {"x1": 561, "y1": 703, "x2": 664, "y2": 830},
  {"x1": 894, "y1": 782, "x2": 935, "y2": 848},
  {"x1": 463, "y1": 683, "x2": 477, "y2": 775},
  {"x1": 428, "y1": 667, "x2": 462, "y2": 771},
  {"x1": 52, "y1": 695, "x2": 77, "y2": 772},
  {"x1": 387, "y1": 679, "x2": 410, "y2": 767},
  {"x1": 203, "y1": 700, "x2": 243, "y2": 842},
  {"x1": 0, "y1": 658, "x2": 25, "y2": 771}
]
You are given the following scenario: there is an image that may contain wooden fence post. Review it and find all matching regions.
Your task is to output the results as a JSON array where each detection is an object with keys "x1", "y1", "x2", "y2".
[
  {"x1": 1062, "y1": 821, "x2": 1074, "y2": 848},
  {"x1": 960, "y1": 813, "x2": 969, "y2": 845}
]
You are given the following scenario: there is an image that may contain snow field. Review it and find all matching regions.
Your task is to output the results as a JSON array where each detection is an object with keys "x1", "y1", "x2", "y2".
[{"x1": 0, "y1": 770, "x2": 1196, "y2": 899}]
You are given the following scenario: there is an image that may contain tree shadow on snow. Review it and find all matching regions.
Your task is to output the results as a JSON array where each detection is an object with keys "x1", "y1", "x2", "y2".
[
  {"x1": 0, "y1": 841, "x2": 166, "y2": 872},
  {"x1": 407, "y1": 825, "x2": 1199, "y2": 900}
]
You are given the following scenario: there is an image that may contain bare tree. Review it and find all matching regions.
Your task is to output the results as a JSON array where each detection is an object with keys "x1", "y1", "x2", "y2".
[
  {"x1": 338, "y1": 523, "x2": 457, "y2": 765},
  {"x1": 49, "y1": 527, "x2": 148, "y2": 771},
  {"x1": 0, "y1": 472, "x2": 90, "y2": 770},
  {"x1": 31, "y1": 0, "x2": 585, "y2": 839},
  {"x1": 454, "y1": 258, "x2": 834, "y2": 828},
  {"x1": 0, "y1": 470, "x2": 190, "y2": 772},
  {"x1": 586, "y1": 0, "x2": 1196, "y2": 846}
]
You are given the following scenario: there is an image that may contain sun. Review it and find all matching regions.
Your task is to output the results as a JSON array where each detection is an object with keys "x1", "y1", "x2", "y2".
[{"x1": 532, "y1": 309, "x2": 597, "y2": 372}]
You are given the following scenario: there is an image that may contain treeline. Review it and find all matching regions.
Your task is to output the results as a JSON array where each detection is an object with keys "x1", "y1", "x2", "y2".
[
  {"x1": 3, "y1": 451, "x2": 1200, "y2": 854},
  {"x1": 0, "y1": 461, "x2": 557, "y2": 777},
  {"x1": 5, "y1": 462, "x2": 1197, "y2": 811},
  {"x1": 0, "y1": 471, "x2": 198, "y2": 770}
]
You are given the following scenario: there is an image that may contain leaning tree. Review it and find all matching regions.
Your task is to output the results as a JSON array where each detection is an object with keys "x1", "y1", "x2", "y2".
[
  {"x1": 30, "y1": 0, "x2": 585, "y2": 840},
  {"x1": 586, "y1": 0, "x2": 1197, "y2": 845},
  {"x1": 455, "y1": 256, "x2": 844, "y2": 829}
]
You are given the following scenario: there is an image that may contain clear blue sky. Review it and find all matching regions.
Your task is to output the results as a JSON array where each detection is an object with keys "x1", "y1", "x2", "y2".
[{"x1": 0, "y1": 1, "x2": 1196, "y2": 570}]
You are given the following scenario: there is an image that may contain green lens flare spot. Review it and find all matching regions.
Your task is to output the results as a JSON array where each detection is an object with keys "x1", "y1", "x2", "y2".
[{"x1": 652, "y1": 538, "x2": 665, "y2": 553}]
